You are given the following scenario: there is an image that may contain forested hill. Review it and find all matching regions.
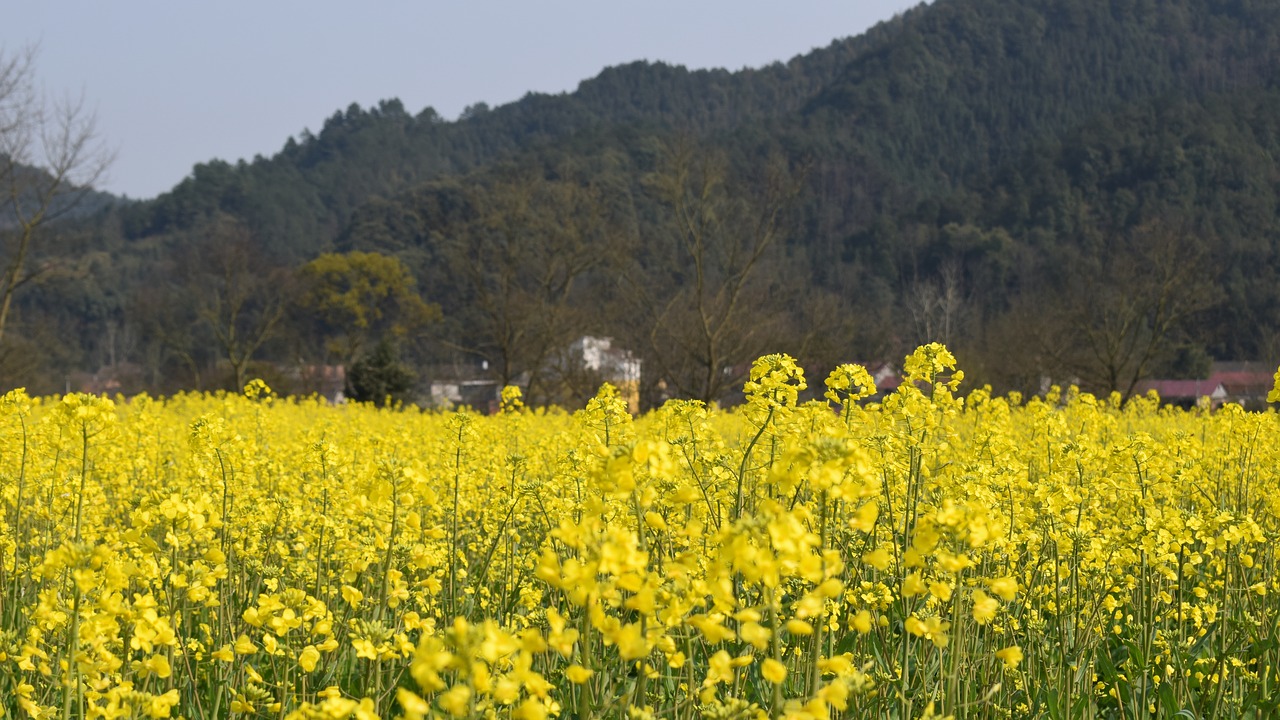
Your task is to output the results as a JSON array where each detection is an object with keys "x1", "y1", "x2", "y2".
[
  {"x1": 804, "y1": 0, "x2": 1280, "y2": 189},
  {"x1": 117, "y1": 34, "x2": 880, "y2": 261},
  {"x1": 123, "y1": 0, "x2": 1280, "y2": 258},
  {"x1": 10, "y1": 0, "x2": 1280, "y2": 404}
]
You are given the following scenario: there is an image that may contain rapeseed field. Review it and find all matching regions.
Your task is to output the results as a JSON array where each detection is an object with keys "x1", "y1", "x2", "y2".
[{"x1": 2, "y1": 345, "x2": 1280, "y2": 719}]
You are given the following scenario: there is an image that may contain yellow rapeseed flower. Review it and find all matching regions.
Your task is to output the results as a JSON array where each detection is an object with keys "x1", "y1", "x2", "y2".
[
  {"x1": 341, "y1": 585, "x2": 364, "y2": 608},
  {"x1": 298, "y1": 645, "x2": 321, "y2": 672},
  {"x1": 234, "y1": 635, "x2": 258, "y2": 655},
  {"x1": 972, "y1": 590, "x2": 1000, "y2": 625},
  {"x1": 761, "y1": 658, "x2": 787, "y2": 684},
  {"x1": 987, "y1": 577, "x2": 1018, "y2": 602},
  {"x1": 437, "y1": 685, "x2": 472, "y2": 717},
  {"x1": 995, "y1": 645, "x2": 1024, "y2": 670}
]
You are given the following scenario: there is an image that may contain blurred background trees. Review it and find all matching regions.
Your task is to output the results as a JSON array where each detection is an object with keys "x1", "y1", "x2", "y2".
[
  {"x1": 0, "y1": 45, "x2": 112, "y2": 384},
  {"x1": 296, "y1": 250, "x2": 439, "y2": 367},
  {"x1": 7, "y1": 0, "x2": 1280, "y2": 402}
]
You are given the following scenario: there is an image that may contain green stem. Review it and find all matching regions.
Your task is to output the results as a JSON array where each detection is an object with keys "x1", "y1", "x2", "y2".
[{"x1": 735, "y1": 407, "x2": 774, "y2": 520}]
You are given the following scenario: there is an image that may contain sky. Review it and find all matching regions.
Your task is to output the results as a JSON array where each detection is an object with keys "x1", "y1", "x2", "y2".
[{"x1": 4, "y1": 1, "x2": 922, "y2": 200}]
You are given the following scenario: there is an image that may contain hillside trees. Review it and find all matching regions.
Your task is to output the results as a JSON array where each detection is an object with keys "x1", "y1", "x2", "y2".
[
  {"x1": 629, "y1": 141, "x2": 805, "y2": 404},
  {"x1": 975, "y1": 216, "x2": 1223, "y2": 397},
  {"x1": 345, "y1": 337, "x2": 416, "y2": 406},
  {"x1": 434, "y1": 169, "x2": 633, "y2": 402},
  {"x1": 132, "y1": 275, "x2": 208, "y2": 391},
  {"x1": 296, "y1": 250, "x2": 439, "y2": 366},
  {"x1": 1055, "y1": 218, "x2": 1222, "y2": 397},
  {"x1": 188, "y1": 215, "x2": 292, "y2": 390},
  {"x1": 129, "y1": 215, "x2": 289, "y2": 392},
  {"x1": 8, "y1": 0, "x2": 1280, "y2": 396},
  {"x1": 0, "y1": 46, "x2": 112, "y2": 369}
]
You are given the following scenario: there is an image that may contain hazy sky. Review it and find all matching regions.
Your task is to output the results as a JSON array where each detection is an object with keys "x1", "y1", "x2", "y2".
[{"x1": 4, "y1": 1, "x2": 922, "y2": 199}]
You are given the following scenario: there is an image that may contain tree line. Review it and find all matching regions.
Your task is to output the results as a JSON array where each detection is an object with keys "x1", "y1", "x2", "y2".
[{"x1": 4, "y1": 0, "x2": 1280, "y2": 404}]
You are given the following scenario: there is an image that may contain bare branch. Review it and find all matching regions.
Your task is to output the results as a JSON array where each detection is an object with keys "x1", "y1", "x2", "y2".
[{"x1": 0, "y1": 45, "x2": 114, "y2": 349}]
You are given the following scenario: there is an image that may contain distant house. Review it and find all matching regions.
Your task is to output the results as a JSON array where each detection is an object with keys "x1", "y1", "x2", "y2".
[
  {"x1": 429, "y1": 378, "x2": 504, "y2": 412},
  {"x1": 289, "y1": 364, "x2": 346, "y2": 403},
  {"x1": 838, "y1": 361, "x2": 901, "y2": 396},
  {"x1": 1207, "y1": 362, "x2": 1276, "y2": 408},
  {"x1": 865, "y1": 361, "x2": 902, "y2": 394},
  {"x1": 72, "y1": 363, "x2": 144, "y2": 396},
  {"x1": 422, "y1": 340, "x2": 643, "y2": 413},
  {"x1": 1133, "y1": 379, "x2": 1228, "y2": 408},
  {"x1": 568, "y1": 336, "x2": 642, "y2": 413},
  {"x1": 425, "y1": 360, "x2": 501, "y2": 412},
  {"x1": 1134, "y1": 361, "x2": 1276, "y2": 409}
]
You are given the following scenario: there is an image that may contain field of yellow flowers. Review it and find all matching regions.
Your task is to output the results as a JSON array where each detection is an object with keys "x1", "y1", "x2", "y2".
[{"x1": 2, "y1": 345, "x2": 1279, "y2": 720}]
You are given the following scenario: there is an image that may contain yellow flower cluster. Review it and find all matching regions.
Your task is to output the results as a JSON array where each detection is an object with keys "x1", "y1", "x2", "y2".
[{"x1": 0, "y1": 351, "x2": 1278, "y2": 719}]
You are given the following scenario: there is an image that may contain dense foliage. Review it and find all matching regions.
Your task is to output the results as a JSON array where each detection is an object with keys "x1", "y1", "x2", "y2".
[{"x1": 6, "y1": 0, "x2": 1280, "y2": 400}]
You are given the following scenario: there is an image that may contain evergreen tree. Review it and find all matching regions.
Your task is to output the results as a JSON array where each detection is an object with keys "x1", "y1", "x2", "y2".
[{"x1": 346, "y1": 338, "x2": 416, "y2": 406}]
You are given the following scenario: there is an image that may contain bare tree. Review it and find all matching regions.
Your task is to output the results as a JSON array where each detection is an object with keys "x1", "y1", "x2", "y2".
[
  {"x1": 132, "y1": 279, "x2": 207, "y2": 391},
  {"x1": 0, "y1": 46, "x2": 113, "y2": 347},
  {"x1": 441, "y1": 170, "x2": 628, "y2": 401},
  {"x1": 905, "y1": 259, "x2": 966, "y2": 347},
  {"x1": 1051, "y1": 218, "x2": 1222, "y2": 397},
  {"x1": 629, "y1": 141, "x2": 802, "y2": 404},
  {"x1": 188, "y1": 215, "x2": 289, "y2": 390}
]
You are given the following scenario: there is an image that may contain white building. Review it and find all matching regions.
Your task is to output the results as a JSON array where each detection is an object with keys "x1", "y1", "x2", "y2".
[{"x1": 569, "y1": 336, "x2": 642, "y2": 413}]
